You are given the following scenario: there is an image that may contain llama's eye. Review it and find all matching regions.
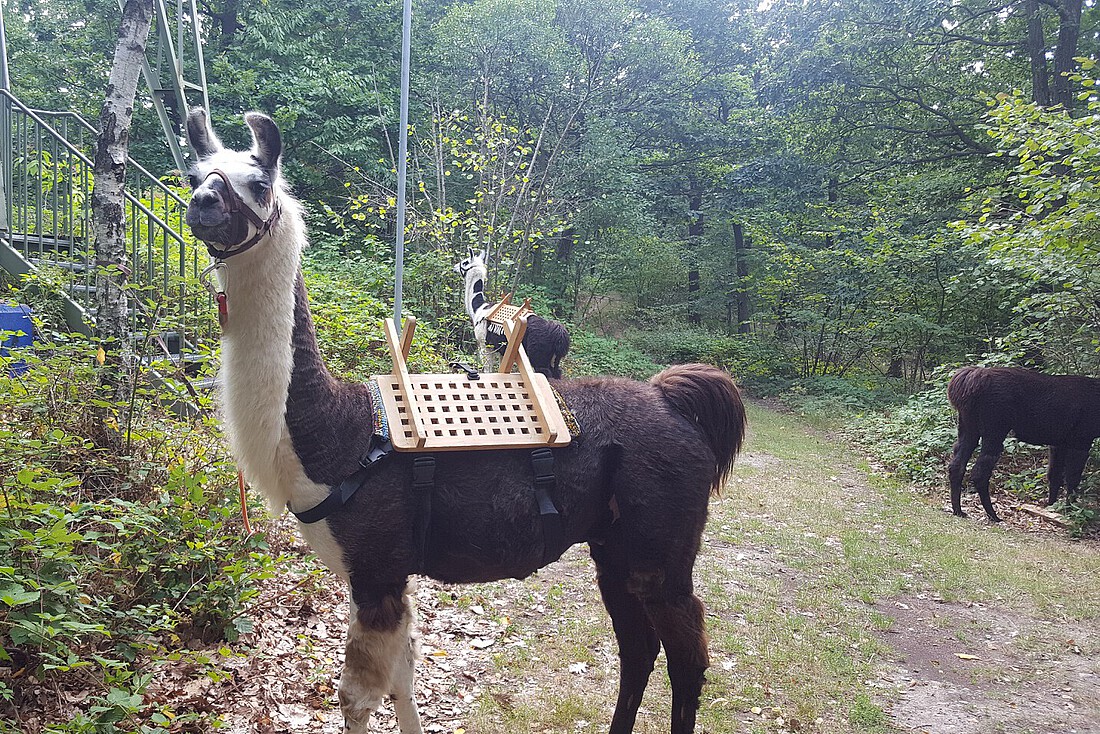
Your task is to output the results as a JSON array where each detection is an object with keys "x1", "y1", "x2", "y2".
[
  {"x1": 250, "y1": 180, "x2": 271, "y2": 201},
  {"x1": 187, "y1": 173, "x2": 201, "y2": 189}
]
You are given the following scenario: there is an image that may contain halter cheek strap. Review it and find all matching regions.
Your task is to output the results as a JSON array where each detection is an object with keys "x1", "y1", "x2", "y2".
[{"x1": 201, "y1": 168, "x2": 282, "y2": 259}]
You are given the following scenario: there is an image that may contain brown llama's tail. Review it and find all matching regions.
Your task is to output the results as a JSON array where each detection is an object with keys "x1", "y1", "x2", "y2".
[
  {"x1": 947, "y1": 366, "x2": 987, "y2": 410},
  {"x1": 652, "y1": 363, "x2": 746, "y2": 494}
]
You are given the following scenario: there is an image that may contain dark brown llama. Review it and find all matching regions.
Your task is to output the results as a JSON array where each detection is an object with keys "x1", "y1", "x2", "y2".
[
  {"x1": 183, "y1": 108, "x2": 746, "y2": 734},
  {"x1": 947, "y1": 365, "x2": 1100, "y2": 522}
]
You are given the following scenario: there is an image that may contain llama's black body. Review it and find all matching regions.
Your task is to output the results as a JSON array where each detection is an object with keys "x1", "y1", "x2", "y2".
[
  {"x1": 485, "y1": 313, "x2": 571, "y2": 379},
  {"x1": 947, "y1": 366, "x2": 1100, "y2": 521}
]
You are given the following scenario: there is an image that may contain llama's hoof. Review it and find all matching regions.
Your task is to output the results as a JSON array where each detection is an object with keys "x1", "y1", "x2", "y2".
[
  {"x1": 985, "y1": 513, "x2": 1002, "y2": 523},
  {"x1": 951, "y1": 508, "x2": 966, "y2": 518}
]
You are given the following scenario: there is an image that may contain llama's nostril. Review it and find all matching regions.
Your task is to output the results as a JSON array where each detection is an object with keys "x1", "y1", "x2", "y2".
[{"x1": 185, "y1": 203, "x2": 228, "y2": 228}]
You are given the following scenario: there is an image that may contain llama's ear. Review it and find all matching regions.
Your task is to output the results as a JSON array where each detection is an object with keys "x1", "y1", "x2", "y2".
[
  {"x1": 185, "y1": 108, "x2": 222, "y2": 160},
  {"x1": 478, "y1": 249, "x2": 487, "y2": 262},
  {"x1": 245, "y1": 112, "x2": 282, "y2": 172}
]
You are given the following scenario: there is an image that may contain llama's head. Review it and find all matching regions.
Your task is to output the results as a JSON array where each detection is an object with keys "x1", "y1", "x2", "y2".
[
  {"x1": 184, "y1": 108, "x2": 284, "y2": 258},
  {"x1": 453, "y1": 249, "x2": 487, "y2": 278}
]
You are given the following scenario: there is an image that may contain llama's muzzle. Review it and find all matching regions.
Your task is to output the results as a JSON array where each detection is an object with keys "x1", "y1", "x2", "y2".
[{"x1": 185, "y1": 200, "x2": 249, "y2": 248}]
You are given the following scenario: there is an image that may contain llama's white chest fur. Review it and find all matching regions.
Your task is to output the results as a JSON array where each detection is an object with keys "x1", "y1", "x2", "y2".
[{"x1": 216, "y1": 226, "x2": 349, "y2": 579}]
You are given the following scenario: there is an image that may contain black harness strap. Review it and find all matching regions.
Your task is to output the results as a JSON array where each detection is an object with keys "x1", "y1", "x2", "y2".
[
  {"x1": 411, "y1": 456, "x2": 436, "y2": 571},
  {"x1": 531, "y1": 448, "x2": 565, "y2": 565},
  {"x1": 291, "y1": 441, "x2": 564, "y2": 571},
  {"x1": 290, "y1": 435, "x2": 392, "y2": 524}
]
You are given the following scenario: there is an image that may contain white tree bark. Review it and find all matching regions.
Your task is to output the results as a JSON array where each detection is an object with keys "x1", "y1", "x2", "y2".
[{"x1": 91, "y1": 0, "x2": 153, "y2": 412}]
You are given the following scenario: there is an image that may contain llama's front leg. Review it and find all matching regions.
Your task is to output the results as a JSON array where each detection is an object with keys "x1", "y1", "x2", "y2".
[
  {"x1": 341, "y1": 583, "x2": 424, "y2": 734},
  {"x1": 391, "y1": 629, "x2": 423, "y2": 734},
  {"x1": 1046, "y1": 446, "x2": 1068, "y2": 506}
]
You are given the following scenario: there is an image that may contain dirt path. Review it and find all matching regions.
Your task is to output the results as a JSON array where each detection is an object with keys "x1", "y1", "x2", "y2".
[{"x1": 186, "y1": 401, "x2": 1100, "y2": 733}]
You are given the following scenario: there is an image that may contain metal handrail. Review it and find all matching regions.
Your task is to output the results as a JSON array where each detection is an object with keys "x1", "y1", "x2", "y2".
[{"x1": 26, "y1": 106, "x2": 190, "y2": 209}]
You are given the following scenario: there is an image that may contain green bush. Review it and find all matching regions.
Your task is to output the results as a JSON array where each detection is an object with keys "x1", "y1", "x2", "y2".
[
  {"x1": 628, "y1": 328, "x2": 790, "y2": 383},
  {"x1": 564, "y1": 329, "x2": 662, "y2": 380},
  {"x1": 856, "y1": 371, "x2": 958, "y2": 486},
  {"x1": 0, "y1": 330, "x2": 274, "y2": 732},
  {"x1": 303, "y1": 254, "x2": 455, "y2": 381}
]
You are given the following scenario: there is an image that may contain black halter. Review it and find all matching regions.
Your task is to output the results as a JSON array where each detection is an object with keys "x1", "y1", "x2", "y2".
[{"x1": 200, "y1": 168, "x2": 282, "y2": 259}]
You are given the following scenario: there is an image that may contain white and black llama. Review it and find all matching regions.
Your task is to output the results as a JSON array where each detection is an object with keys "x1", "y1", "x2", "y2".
[
  {"x1": 183, "y1": 108, "x2": 746, "y2": 734},
  {"x1": 453, "y1": 249, "x2": 570, "y2": 378}
]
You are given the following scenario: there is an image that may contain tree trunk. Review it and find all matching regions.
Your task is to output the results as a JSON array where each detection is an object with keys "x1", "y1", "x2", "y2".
[
  {"x1": 824, "y1": 176, "x2": 838, "y2": 248},
  {"x1": 733, "y1": 223, "x2": 751, "y2": 334},
  {"x1": 1051, "y1": 0, "x2": 1083, "y2": 112},
  {"x1": 91, "y1": 0, "x2": 153, "y2": 443},
  {"x1": 687, "y1": 186, "x2": 702, "y2": 326},
  {"x1": 1025, "y1": 0, "x2": 1051, "y2": 107}
]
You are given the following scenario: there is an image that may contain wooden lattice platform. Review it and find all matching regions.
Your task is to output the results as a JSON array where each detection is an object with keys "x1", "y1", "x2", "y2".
[
  {"x1": 372, "y1": 315, "x2": 571, "y2": 452},
  {"x1": 484, "y1": 293, "x2": 533, "y2": 328}
]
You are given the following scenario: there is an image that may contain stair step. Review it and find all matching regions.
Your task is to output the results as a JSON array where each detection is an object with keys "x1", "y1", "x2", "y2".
[
  {"x1": 28, "y1": 256, "x2": 90, "y2": 274},
  {"x1": 7, "y1": 234, "x2": 86, "y2": 254}
]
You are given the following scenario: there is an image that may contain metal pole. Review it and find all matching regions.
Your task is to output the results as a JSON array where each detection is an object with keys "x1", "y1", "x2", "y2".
[
  {"x1": 0, "y1": 0, "x2": 9, "y2": 232},
  {"x1": 393, "y1": 0, "x2": 412, "y2": 335},
  {"x1": 0, "y1": 0, "x2": 10, "y2": 93}
]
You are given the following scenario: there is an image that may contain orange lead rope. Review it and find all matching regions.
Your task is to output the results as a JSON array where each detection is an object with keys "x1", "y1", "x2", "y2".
[{"x1": 238, "y1": 469, "x2": 252, "y2": 535}]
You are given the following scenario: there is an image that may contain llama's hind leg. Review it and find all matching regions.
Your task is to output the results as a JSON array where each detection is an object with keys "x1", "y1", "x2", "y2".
[
  {"x1": 1060, "y1": 447, "x2": 1090, "y2": 504},
  {"x1": 948, "y1": 429, "x2": 979, "y2": 516},
  {"x1": 643, "y1": 588, "x2": 708, "y2": 734},
  {"x1": 590, "y1": 542, "x2": 661, "y2": 734},
  {"x1": 971, "y1": 439, "x2": 1005, "y2": 522},
  {"x1": 340, "y1": 582, "x2": 424, "y2": 734}
]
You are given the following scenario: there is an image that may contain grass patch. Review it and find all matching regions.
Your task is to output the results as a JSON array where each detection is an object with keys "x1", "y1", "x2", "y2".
[{"x1": 440, "y1": 399, "x2": 1100, "y2": 733}]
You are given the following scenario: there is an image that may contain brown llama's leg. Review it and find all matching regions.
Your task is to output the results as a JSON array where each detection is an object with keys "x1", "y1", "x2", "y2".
[
  {"x1": 591, "y1": 543, "x2": 661, "y2": 734},
  {"x1": 1046, "y1": 446, "x2": 1068, "y2": 506},
  {"x1": 1061, "y1": 447, "x2": 1090, "y2": 503},
  {"x1": 948, "y1": 426, "x2": 979, "y2": 517},
  {"x1": 970, "y1": 438, "x2": 1005, "y2": 522},
  {"x1": 341, "y1": 582, "x2": 424, "y2": 734},
  {"x1": 643, "y1": 592, "x2": 709, "y2": 734}
]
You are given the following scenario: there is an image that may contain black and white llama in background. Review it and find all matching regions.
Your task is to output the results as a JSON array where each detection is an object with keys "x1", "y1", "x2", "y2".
[
  {"x1": 184, "y1": 109, "x2": 745, "y2": 734},
  {"x1": 453, "y1": 249, "x2": 571, "y2": 378}
]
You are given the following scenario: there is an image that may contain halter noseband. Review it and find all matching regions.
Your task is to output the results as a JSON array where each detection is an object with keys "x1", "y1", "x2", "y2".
[{"x1": 200, "y1": 168, "x2": 282, "y2": 259}]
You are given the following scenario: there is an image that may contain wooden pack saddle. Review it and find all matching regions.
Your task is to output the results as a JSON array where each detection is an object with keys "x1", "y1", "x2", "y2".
[{"x1": 371, "y1": 312, "x2": 571, "y2": 452}]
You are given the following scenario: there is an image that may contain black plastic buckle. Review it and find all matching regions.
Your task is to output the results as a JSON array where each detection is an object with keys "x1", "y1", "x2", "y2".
[
  {"x1": 530, "y1": 448, "x2": 558, "y2": 517},
  {"x1": 362, "y1": 434, "x2": 393, "y2": 467},
  {"x1": 531, "y1": 448, "x2": 555, "y2": 484},
  {"x1": 449, "y1": 361, "x2": 481, "y2": 381},
  {"x1": 412, "y1": 455, "x2": 436, "y2": 492}
]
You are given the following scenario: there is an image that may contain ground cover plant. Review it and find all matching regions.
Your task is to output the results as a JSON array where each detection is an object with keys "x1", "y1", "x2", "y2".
[{"x1": 0, "y1": 329, "x2": 275, "y2": 732}]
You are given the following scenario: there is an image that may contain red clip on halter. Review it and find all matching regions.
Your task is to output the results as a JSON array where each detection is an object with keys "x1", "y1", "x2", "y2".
[{"x1": 200, "y1": 168, "x2": 282, "y2": 260}]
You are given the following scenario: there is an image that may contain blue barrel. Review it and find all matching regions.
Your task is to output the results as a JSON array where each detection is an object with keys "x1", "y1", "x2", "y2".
[{"x1": 0, "y1": 303, "x2": 34, "y2": 376}]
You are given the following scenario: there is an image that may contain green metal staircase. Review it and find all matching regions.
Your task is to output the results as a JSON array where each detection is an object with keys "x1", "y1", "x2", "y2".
[
  {"x1": 0, "y1": 91, "x2": 215, "y2": 365},
  {"x1": 0, "y1": 0, "x2": 214, "y2": 369}
]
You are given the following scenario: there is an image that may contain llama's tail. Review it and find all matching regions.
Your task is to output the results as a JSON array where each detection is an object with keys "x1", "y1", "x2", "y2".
[
  {"x1": 652, "y1": 363, "x2": 746, "y2": 494},
  {"x1": 947, "y1": 366, "x2": 986, "y2": 410}
]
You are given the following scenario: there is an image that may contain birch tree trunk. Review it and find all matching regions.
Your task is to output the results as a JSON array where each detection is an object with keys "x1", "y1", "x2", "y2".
[{"x1": 91, "y1": 0, "x2": 153, "y2": 441}]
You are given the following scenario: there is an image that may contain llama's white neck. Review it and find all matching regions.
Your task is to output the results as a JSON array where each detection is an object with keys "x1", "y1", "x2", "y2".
[
  {"x1": 463, "y1": 265, "x2": 489, "y2": 324},
  {"x1": 217, "y1": 193, "x2": 308, "y2": 509}
]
